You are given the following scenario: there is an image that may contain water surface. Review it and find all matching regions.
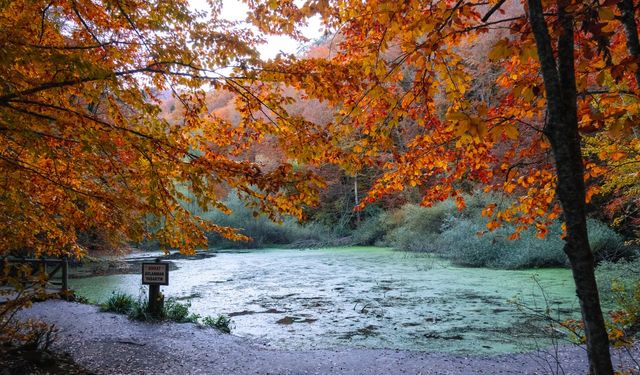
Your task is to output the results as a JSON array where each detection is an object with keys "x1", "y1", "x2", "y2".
[{"x1": 71, "y1": 247, "x2": 579, "y2": 354}]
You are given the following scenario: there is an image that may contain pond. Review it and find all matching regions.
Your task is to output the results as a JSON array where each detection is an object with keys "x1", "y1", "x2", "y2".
[{"x1": 70, "y1": 247, "x2": 579, "y2": 354}]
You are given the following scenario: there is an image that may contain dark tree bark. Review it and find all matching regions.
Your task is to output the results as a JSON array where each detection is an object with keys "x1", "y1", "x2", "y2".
[
  {"x1": 618, "y1": 0, "x2": 640, "y2": 87},
  {"x1": 526, "y1": 0, "x2": 614, "y2": 374}
]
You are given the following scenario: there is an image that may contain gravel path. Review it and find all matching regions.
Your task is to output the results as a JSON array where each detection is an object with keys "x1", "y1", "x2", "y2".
[{"x1": 19, "y1": 300, "x2": 640, "y2": 374}]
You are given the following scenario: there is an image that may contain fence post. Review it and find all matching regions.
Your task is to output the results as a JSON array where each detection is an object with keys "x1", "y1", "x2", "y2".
[{"x1": 61, "y1": 257, "x2": 68, "y2": 295}]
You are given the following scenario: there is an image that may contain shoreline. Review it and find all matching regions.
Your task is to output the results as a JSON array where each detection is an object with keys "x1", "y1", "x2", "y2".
[
  {"x1": 67, "y1": 250, "x2": 219, "y2": 279},
  {"x1": 17, "y1": 300, "x2": 640, "y2": 374}
]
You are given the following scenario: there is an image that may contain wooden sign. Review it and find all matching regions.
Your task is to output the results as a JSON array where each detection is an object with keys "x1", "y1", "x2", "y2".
[{"x1": 142, "y1": 262, "x2": 169, "y2": 285}]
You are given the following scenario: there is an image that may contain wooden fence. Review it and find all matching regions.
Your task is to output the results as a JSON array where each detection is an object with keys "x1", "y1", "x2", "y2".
[{"x1": 2, "y1": 257, "x2": 69, "y2": 293}]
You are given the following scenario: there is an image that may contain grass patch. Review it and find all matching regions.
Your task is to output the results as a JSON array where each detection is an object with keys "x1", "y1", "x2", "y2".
[
  {"x1": 201, "y1": 315, "x2": 232, "y2": 333},
  {"x1": 100, "y1": 291, "x2": 135, "y2": 314}
]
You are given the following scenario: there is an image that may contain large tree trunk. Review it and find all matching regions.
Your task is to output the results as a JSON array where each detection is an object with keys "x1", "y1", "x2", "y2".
[
  {"x1": 527, "y1": 0, "x2": 614, "y2": 373},
  {"x1": 618, "y1": 0, "x2": 640, "y2": 87}
]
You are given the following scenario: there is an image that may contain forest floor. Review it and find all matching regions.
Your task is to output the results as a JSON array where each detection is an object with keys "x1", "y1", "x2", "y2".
[{"x1": 15, "y1": 300, "x2": 640, "y2": 375}]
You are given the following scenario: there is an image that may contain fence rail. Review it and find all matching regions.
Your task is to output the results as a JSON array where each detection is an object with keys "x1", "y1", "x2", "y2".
[{"x1": 2, "y1": 257, "x2": 69, "y2": 293}]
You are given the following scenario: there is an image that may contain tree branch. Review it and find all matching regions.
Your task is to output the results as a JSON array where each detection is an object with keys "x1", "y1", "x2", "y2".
[{"x1": 481, "y1": 0, "x2": 507, "y2": 22}]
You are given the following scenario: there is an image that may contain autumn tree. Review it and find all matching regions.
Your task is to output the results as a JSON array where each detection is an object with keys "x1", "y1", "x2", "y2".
[
  {"x1": 0, "y1": 0, "x2": 325, "y2": 257},
  {"x1": 245, "y1": 0, "x2": 640, "y2": 373}
]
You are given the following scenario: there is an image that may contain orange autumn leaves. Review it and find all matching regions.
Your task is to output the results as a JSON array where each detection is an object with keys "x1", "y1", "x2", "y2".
[{"x1": 0, "y1": 0, "x2": 324, "y2": 256}]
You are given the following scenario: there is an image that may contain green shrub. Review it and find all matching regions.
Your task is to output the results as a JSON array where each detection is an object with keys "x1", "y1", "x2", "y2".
[
  {"x1": 164, "y1": 299, "x2": 200, "y2": 323},
  {"x1": 587, "y1": 219, "x2": 632, "y2": 262},
  {"x1": 202, "y1": 315, "x2": 232, "y2": 333},
  {"x1": 596, "y1": 258, "x2": 640, "y2": 306},
  {"x1": 351, "y1": 214, "x2": 387, "y2": 245},
  {"x1": 377, "y1": 194, "x2": 627, "y2": 269},
  {"x1": 434, "y1": 216, "x2": 569, "y2": 269},
  {"x1": 375, "y1": 201, "x2": 453, "y2": 251},
  {"x1": 595, "y1": 258, "x2": 640, "y2": 341},
  {"x1": 100, "y1": 290, "x2": 227, "y2": 329},
  {"x1": 128, "y1": 297, "x2": 153, "y2": 321},
  {"x1": 385, "y1": 202, "x2": 455, "y2": 252},
  {"x1": 201, "y1": 194, "x2": 334, "y2": 248},
  {"x1": 101, "y1": 291, "x2": 135, "y2": 314}
]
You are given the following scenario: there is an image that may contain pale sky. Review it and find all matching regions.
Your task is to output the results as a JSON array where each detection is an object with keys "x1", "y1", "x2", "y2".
[{"x1": 190, "y1": 0, "x2": 324, "y2": 59}]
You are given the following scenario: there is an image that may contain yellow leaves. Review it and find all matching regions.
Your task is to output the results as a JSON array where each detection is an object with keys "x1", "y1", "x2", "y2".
[
  {"x1": 0, "y1": 0, "x2": 344, "y2": 257},
  {"x1": 608, "y1": 119, "x2": 630, "y2": 138},
  {"x1": 447, "y1": 111, "x2": 488, "y2": 140},
  {"x1": 596, "y1": 70, "x2": 608, "y2": 86},
  {"x1": 488, "y1": 38, "x2": 511, "y2": 62},
  {"x1": 535, "y1": 222, "x2": 548, "y2": 239},
  {"x1": 446, "y1": 111, "x2": 469, "y2": 122},
  {"x1": 518, "y1": 44, "x2": 538, "y2": 62},
  {"x1": 598, "y1": 6, "x2": 615, "y2": 21},
  {"x1": 504, "y1": 124, "x2": 519, "y2": 140},
  {"x1": 504, "y1": 181, "x2": 516, "y2": 194},
  {"x1": 250, "y1": 0, "x2": 633, "y2": 254}
]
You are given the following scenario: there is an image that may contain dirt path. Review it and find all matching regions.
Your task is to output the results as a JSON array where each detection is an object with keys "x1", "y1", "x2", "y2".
[{"x1": 19, "y1": 300, "x2": 639, "y2": 374}]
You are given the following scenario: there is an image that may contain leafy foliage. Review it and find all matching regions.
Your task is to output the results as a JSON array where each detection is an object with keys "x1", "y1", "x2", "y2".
[
  {"x1": 0, "y1": 260, "x2": 54, "y2": 349},
  {"x1": 164, "y1": 299, "x2": 200, "y2": 324},
  {"x1": 198, "y1": 193, "x2": 332, "y2": 249},
  {"x1": 0, "y1": 0, "x2": 325, "y2": 257},
  {"x1": 201, "y1": 315, "x2": 233, "y2": 334},
  {"x1": 370, "y1": 196, "x2": 624, "y2": 269},
  {"x1": 97, "y1": 290, "x2": 230, "y2": 332}
]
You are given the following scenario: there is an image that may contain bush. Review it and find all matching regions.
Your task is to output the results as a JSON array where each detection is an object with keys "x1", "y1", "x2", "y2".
[
  {"x1": 201, "y1": 315, "x2": 232, "y2": 333},
  {"x1": 164, "y1": 299, "x2": 200, "y2": 323},
  {"x1": 351, "y1": 213, "x2": 387, "y2": 245},
  {"x1": 127, "y1": 295, "x2": 153, "y2": 321},
  {"x1": 100, "y1": 291, "x2": 135, "y2": 314},
  {"x1": 595, "y1": 258, "x2": 640, "y2": 343},
  {"x1": 433, "y1": 217, "x2": 628, "y2": 269},
  {"x1": 376, "y1": 194, "x2": 628, "y2": 269},
  {"x1": 200, "y1": 194, "x2": 334, "y2": 248},
  {"x1": 596, "y1": 258, "x2": 640, "y2": 306},
  {"x1": 587, "y1": 219, "x2": 632, "y2": 262},
  {"x1": 98, "y1": 291, "x2": 230, "y2": 332},
  {"x1": 383, "y1": 202, "x2": 455, "y2": 252}
]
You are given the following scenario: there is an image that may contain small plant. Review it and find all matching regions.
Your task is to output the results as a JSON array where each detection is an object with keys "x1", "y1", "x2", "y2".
[
  {"x1": 164, "y1": 299, "x2": 200, "y2": 323},
  {"x1": 127, "y1": 293, "x2": 155, "y2": 321},
  {"x1": 1, "y1": 318, "x2": 58, "y2": 352},
  {"x1": 202, "y1": 315, "x2": 232, "y2": 333},
  {"x1": 71, "y1": 293, "x2": 90, "y2": 304},
  {"x1": 100, "y1": 291, "x2": 135, "y2": 314},
  {"x1": 18, "y1": 320, "x2": 59, "y2": 351}
]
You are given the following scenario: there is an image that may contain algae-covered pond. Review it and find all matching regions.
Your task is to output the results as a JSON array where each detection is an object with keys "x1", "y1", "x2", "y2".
[{"x1": 70, "y1": 247, "x2": 579, "y2": 354}]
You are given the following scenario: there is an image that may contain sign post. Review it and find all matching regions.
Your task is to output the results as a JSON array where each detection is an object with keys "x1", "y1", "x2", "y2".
[{"x1": 142, "y1": 258, "x2": 169, "y2": 318}]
